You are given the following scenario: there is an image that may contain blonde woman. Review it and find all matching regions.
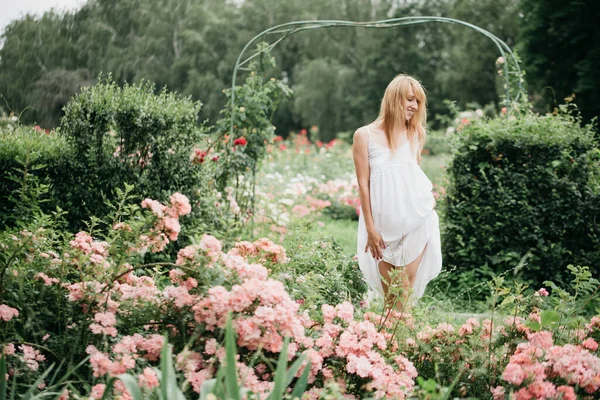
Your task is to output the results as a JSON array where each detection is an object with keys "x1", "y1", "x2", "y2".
[{"x1": 353, "y1": 74, "x2": 442, "y2": 311}]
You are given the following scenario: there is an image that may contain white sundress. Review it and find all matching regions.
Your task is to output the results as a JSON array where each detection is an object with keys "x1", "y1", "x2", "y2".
[{"x1": 356, "y1": 126, "x2": 442, "y2": 306}]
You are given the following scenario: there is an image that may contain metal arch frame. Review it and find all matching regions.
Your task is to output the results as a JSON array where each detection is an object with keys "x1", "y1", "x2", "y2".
[{"x1": 228, "y1": 16, "x2": 525, "y2": 142}]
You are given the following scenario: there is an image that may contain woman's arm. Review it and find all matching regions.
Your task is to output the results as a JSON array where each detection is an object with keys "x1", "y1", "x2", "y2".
[{"x1": 352, "y1": 128, "x2": 377, "y2": 235}]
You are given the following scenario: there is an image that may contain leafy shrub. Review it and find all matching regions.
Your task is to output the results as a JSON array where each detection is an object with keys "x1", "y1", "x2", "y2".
[
  {"x1": 441, "y1": 108, "x2": 600, "y2": 298},
  {"x1": 58, "y1": 73, "x2": 204, "y2": 231},
  {"x1": 0, "y1": 125, "x2": 73, "y2": 226},
  {"x1": 272, "y1": 220, "x2": 368, "y2": 313},
  {"x1": 206, "y1": 46, "x2": 293, "y2": 222}
]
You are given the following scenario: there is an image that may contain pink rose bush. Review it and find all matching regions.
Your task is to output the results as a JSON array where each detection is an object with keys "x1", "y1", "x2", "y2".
[
  {"x1": 0, "y1": 192, "x2": 412, "y2": 398},
  {"x1": 139, "y1": 192, "x2": 191, "y2": 250},
  {"x1": 495, "y1": 330, "x2": 600, "y2": 398},
  {"x1": 1, "y1": 190, "x2": 600, "y2": 399},
  {"x1": 0, "y1": 304, "x2": 19, "y2": 321}
]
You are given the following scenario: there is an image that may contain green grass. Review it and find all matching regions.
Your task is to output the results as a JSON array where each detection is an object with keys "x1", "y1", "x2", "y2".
[
  {"x1": 420, "y1": 152, "x2": 452, "y2": 188},
  {"x1": 314, "y1": 216, "x2": 358, "y2": 256}
]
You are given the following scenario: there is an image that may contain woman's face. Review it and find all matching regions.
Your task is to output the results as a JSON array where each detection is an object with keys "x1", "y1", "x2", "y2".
[{"x1": 403, "y1": 86, "x2": 419, "y2": 121}]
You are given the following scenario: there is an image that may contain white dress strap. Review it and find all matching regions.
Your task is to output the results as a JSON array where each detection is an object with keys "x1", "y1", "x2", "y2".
[{"x1": 366, "y1": 125, "x2": 372, "y2": 140}]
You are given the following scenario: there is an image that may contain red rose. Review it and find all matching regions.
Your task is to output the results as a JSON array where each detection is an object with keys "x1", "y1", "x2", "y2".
[
  {"x1": 299, "y1": 129, "x2": 307, "y2": 135},
  {"x1": 233, "y1": 137, "x2": 247, "y2": 146},
  {"x1": 191, "y1": 149, "x2": 206, "y2": 164}
]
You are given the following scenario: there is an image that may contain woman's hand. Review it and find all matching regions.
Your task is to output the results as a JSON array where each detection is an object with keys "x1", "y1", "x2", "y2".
[{"x1": 365, "y1": 230, "x2": 386, "y2": 260}]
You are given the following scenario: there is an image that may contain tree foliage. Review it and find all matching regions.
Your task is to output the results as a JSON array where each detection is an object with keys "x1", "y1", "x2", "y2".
[
  {"x1": 517, "y1": 0, "x2": 600, "y2": 123},
  {"x1": 0, "y1": 0, "x2": 529, "y2": 135}
]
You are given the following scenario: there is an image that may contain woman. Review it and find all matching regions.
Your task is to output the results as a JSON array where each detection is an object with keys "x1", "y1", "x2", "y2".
[{"x1": 353, "y1": 74, "x2": 442, "y2": 311}]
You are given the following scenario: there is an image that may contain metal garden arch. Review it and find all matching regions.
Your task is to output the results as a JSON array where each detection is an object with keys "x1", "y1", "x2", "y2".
[
  {"x1": 229, "y1": 16, "x2": 525, "y2": 141},
  {"x1": 226, "y1": 17, "x2": 526, "y2": 234}
]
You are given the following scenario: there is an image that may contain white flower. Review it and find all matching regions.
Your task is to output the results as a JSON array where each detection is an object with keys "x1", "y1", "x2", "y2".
[
  {"x1": 475, "y1": 109, "x2": 484, "y2": 117},
  {"x1": 278, "y1": 198, "x2": 294, "y2": 206},
  {"x1": 446, "y1": 127, "x2": 456, "y2": 135},
  {"x1": 496, "y1": 56, "x2": 505, "y2": 65}
]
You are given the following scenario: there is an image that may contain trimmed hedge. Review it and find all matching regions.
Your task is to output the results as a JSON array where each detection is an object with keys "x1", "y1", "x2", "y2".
[{"x1": 442, "y1": 112, "x2": 600, "y2": 295}]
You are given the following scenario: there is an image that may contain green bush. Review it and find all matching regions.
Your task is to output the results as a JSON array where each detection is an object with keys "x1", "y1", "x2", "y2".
[
  {"x1": 57, "y1": 74, "x2": 204, "y2": 231},
  {"x1": 272, "y1": 220, "x2": 368, "y2": 314},
  {"x1": 441, "y1": 109, "x2": 600, "y2": 298},
  {"x1": 0, "y1": 126, "x2": 73, "y2": 225}
]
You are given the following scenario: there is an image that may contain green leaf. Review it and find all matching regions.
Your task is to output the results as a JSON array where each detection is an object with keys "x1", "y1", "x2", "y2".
[
  {"x1": 224, "y1": 314, "x2": 241, "y2": 400},
  {"x1": 1, "y1": 354, "x2": 7, "y2": 400},
  {"x1": 159, "y1": 334, "x2": 185, "y2": 400},
  {"x1": 285, "y1": 353, "x2": 307, "y2": 388},
  {"x1": 540, "y1": 310, "x2": 560, "y2": 327},
  {"x1": 117, "y1": 374, "x2": 144, "y2": 400},
  {"x1": 499, "y1": 295, "x2": 515, "y2": 307},
  {"x1": 267, "y1": 336, "x2": 290, "y2": 400},
  {"x1": 100, "y1": 378, "x2": 116, "y2": 400},
  {"x1": 525, "y1": 320, "x2": 541, "y2": 332},
  {"x1": 199, "y1": 378, "x2": 217, "y2": 400},
  {"x1": 416, "y1": 376, "x2": 437, "y2": 392},
  {"x1": 290, "y1": 361, "x2": 311, "y2": 399}
]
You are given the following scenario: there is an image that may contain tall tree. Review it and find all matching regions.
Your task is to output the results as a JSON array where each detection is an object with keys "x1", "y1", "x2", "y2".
[
  {"x1": 518, "y1": 0, "x2": 600, "y2": 122},
  {"x1": 0, "y1": 11, "x2": 81, "y2": 124},
  {"x1": 0, "y1": 0, "x2": 527, "y2": 133}
]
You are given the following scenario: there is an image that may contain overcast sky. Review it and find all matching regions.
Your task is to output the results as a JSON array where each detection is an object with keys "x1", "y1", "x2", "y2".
[{"x1": 0, "y1": 0, "x2": 86, "y2": 36}]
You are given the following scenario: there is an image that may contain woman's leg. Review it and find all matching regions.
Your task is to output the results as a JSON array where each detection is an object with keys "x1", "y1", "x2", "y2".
[
  {"x1": 379, "y1": 243, "x2": 428, "y2": 312},
  {"x1": 402, "y1": 243, "x2": 428, "y2": 312},
  {"x1": 378, "y1": 260, "x2": 397, "y2": 308}
]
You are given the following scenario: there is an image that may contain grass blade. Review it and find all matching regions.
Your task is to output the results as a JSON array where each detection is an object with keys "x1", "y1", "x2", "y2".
[
  {"x1": 440, "y1": 366, "x2": 465, "y2": 400},
  {"x1": 1, "y1": 355, "x2": 7, "y2": 400},
  {"x1": 285, "y1": 353, "x2": 307, "y2": 388},
  {"x1": 267, "y1": 336, "x2": 290, "y2": 400},
  {"x1": 159, "y1": 334, "x2": 185, "y2": 400},
  {"x1": 290, "y1": 361, "x2": 311, "y2": 399},
  {"x1": 52, "y1": 356, "x2": 90, "y2": 388},
  {"x1": 117, "y1": 374, "x2": 144, "y2": 400},
  {"x1": 224, "y1": 314, "x2": 241, "y2": 400},
  {"x1": 199, "y1": 378, "x2": 217, "y2": 400},
  {"x1": 22, "y1": 363, "x2": 55, "y2": 399},
  {"x1": 100, "y1": 378, "x2": 116, "y2": 400}
]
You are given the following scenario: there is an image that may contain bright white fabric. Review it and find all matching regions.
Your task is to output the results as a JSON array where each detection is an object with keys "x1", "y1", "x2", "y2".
[{"x1": 356, "y1": 126, "x2": 442, "y2": 306}]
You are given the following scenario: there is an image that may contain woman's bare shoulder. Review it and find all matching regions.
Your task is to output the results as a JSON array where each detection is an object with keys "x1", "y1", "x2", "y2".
[{"x1": 353, "y1": 125, "x2": 370, "y2": 143}]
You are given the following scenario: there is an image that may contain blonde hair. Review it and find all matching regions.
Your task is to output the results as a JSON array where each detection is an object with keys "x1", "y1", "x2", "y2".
[{"x1": 374, "y1": 74, "x2": 427, "y2": 157}]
